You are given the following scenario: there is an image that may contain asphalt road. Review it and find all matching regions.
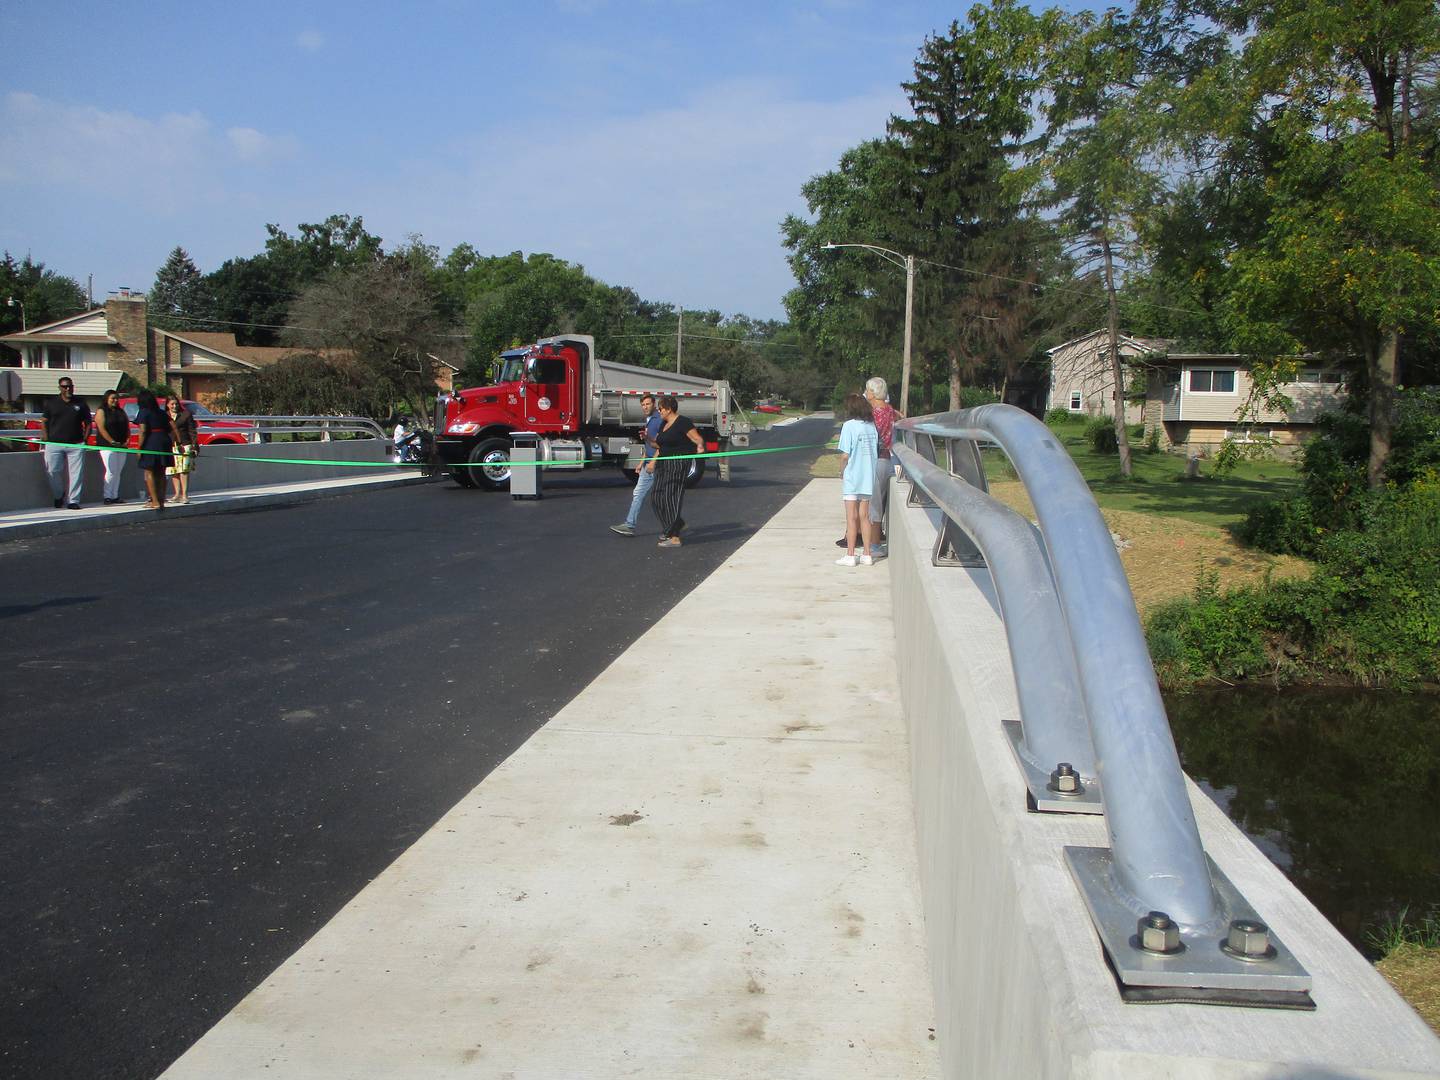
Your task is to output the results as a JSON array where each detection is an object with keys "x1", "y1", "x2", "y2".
[{"x1": 0, "y1": 417, "x2": 835, "y2": 1080}]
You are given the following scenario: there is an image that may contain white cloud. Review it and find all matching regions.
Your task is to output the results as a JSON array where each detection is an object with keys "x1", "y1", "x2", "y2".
[
  {"x1": 227, "y1": 126, "x2": 300, "y2": 164},
  {"x1": 296, "y1": 29, "x2": 325, "y2": 52},
  {"x1": 0, "y1": 92, "x2": 301, "y2": 205},
  {"x1": 377, "y1": 78, "x2": 902, "y2": 317}
]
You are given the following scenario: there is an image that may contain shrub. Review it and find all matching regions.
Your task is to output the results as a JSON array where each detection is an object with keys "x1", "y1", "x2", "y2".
[
  {"x1": 1149, "y1": 480, "x2": 1440, "y2": 688},
  {"x1": 1045, "y1": 407, "x2": 1073, "y2": 425},
  {"x1": 1084, "y1": 415, "x2": 1118, "y2": 454},
  {"x1": 1234, "y1": 495, "x2": 1319, "y2": 556}
]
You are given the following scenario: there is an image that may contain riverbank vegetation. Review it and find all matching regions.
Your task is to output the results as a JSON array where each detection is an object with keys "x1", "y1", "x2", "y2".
[
  {"x1": 1145, "y1": 391, "x2": 1439, "y2": 689},
  {"x1": 1372, "y1": 910, "x2": 1440, "y2": 1036}
]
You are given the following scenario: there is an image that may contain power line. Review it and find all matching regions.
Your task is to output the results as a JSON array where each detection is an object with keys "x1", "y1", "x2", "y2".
[
  {"x1": 158, "y1": 312, "x2": 803, "y2": 348},
  {"x1": 911, "y1": 255, "x2": 1209, "y2": 317}
]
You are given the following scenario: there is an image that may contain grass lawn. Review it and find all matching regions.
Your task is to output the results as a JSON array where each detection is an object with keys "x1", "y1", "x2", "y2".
[
  {"x1": 985, "y1": 418, "x2": 1301, "y2": 530},
  {"x1": 809, "y1": 416, "x2": 1312, "y2": 615}
]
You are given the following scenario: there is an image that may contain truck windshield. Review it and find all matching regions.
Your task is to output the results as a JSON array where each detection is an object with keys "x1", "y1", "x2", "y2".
[{"x1": 494, "y1": 356, "x2": 526, "y2": 383}]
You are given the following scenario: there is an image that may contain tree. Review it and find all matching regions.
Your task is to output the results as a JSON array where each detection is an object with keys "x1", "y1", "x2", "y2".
[
  {"x1": 148, "y1": 246, "x2": 212, "y2": 332},
  {"x1": 1035, "y1": 6, "x2": 1199, "y2": 476},
  {"x1": 0, "y1": 253, "x2": 88, "y2": 362},
  {"x1": 1191, "y1": 0, "x2": 1440, "y2": 488},
  {"x1": 888, "y1": 0, "x2": 1056, "y2": 413},
  {"x1": 782, "y1": 139, "x2": 912, "y2": 395},
  {"x1": 283, "y1": 244, "x2": 451, "y2": 418},
  {"x1": 205, "y1": 213, "x2": 385, "y2": 346}
]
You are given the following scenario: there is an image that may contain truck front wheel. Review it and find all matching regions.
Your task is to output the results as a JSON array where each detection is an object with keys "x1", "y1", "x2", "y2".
[{"x1": 470, "y1": 437, "x2": 512, "y2": 491}]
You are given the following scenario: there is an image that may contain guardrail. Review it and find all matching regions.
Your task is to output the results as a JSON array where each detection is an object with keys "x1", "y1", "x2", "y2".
[
  {"x1": 894, "y1": 404, "x2": 1311, "y2": 1004},
  {"x1": 0, "y1": 413, "x2": 391, "y2": 448}
]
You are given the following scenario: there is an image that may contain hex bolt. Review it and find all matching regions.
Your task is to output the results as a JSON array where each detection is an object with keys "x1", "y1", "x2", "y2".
[
  {"x1": 1047, "y1": 761, "x2": 1084, "y2": 797},
  {"x1": 1222, "y1": 918, "x2": 1277, "y2": 962},
  {"x1": 1137, "y1": 910, "x2": 1183, "y2": 954}
]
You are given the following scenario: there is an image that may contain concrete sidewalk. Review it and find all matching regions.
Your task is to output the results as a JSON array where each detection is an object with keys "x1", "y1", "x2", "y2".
[
  {"x1": 160, "y1": 479, "x2": 939, "y2": 1079},
  {"x1": 0, "y1": 470, "x2": 431, "y2": 542}
]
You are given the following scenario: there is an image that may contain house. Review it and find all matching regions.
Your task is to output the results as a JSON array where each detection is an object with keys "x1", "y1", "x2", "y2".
[
  {"x1": 151, "y1": 327, "x2": 321, "y2": 408},
  {"x1": 3, "y1": 293, "x2": 336, "y2": 411},
  {"x1": 1047, "y1": 328, "x2": 1346, "y2": 455},
  {"x1": 0, "y1": 291, "x2": 144, "y2": 409},
  {"x1": 1142, "y1": 352, "x2": 1346, "y2": 455},
  {"x1": 1045, "y1": 330, "x2": 1161, "y2": 425}
]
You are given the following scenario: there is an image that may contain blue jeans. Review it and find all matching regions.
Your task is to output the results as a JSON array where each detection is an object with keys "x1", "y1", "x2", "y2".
[{"x1": 625, "y1": 462, "x2": 656, "y2": 527}]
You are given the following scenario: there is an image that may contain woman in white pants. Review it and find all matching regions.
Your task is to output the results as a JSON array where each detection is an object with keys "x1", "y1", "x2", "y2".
[{"x1": 94, "y1": 389, "x2": 131, "y2": 505}]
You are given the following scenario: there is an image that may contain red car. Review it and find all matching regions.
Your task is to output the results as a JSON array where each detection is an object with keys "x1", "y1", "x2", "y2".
[
  {"x1": 754, "y1": 401, "x2": 784, "y2": 414},
  {"x1": 114, "y1": 397, "x2": 255, "y2": 448},
  {"x1": 21, "y1": 397, "x2": 255, "y2": 450}
]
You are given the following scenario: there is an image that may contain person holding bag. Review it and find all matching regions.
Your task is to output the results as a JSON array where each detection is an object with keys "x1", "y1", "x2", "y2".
[{"x1": 166, "y1": 397, "x2": 198, "y2": 504}]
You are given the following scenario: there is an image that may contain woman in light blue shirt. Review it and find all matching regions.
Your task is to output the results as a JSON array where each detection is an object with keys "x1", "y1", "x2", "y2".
[{"x1": 836, "y1": 392, "x2": 879, "y2": 566}]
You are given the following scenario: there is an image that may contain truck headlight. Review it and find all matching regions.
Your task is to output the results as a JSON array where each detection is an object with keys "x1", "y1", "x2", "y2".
[{"x1": 447, "y1": 420, "x2": 480, "y2": 435}]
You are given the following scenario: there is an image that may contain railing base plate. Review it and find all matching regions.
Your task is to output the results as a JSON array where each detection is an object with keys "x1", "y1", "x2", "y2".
[
  {"x1": 1066, "y1": 846, "x2": 1314, "y2": 1001},
  {"x1": 1004, "y1": 722, "x2": 1103, "y2": 814}
]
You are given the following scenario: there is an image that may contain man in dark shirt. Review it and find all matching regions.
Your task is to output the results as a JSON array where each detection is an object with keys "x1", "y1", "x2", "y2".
[{"x1": 40, "y1": 376, "x2": 92, "y2": 509}]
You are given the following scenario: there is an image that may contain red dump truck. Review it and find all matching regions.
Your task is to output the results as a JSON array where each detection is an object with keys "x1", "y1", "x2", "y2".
[{"x1": 433, "y1": 334, "x2": 751, "y2": 490}]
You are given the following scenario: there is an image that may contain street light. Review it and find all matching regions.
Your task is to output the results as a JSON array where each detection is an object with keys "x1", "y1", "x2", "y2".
[
  {"x1": 823, "y1": 242, "x2": 915, "y2": 415},
  {"x1": 6, "y1": 296, "x2": 25, "y2": 331}
]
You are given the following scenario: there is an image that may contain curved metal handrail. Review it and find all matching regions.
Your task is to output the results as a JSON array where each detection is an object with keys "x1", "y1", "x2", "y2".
[
  {"x1": 896, "y1": 404, "x2": 1218, "y2": 930},
  {"x1": 896, "y1": 446, "x2": 1097, "y2": 783}
]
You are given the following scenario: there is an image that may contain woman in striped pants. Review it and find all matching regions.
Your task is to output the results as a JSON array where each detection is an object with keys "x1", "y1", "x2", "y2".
[{"x1": 651, "y1": 395, "x2": 705, "y2": 547}]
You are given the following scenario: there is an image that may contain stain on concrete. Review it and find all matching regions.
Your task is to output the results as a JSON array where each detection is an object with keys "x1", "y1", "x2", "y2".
[
  {"x1": 783, "y1": 721, "x2": 821, "y2": 735},
  {"x1": 736, "y1": 1011, "x2": 769, "y2": 1041},
  {"x1": 525, "y1": 950, "x2": 553, "y2": 972},
  {"x1": 746, "y1": 974, "x2": 766, "y2": 995},
  {"x1": 838, "y1": 904, "x2": 866, "y2": 938},
  {"x1": 609, "y1": 812, "x2": 644, "y2": 826}
]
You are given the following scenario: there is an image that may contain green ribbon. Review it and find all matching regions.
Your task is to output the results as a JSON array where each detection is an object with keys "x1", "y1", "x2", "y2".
[{"x1": 1, "y1": 433, "x2": 833, "y2": 469}]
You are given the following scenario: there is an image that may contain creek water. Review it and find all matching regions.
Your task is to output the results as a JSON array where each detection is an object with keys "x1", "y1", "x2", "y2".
[{"x1": 1163, "y1": 687, "x2": 1440, "y2": 955}]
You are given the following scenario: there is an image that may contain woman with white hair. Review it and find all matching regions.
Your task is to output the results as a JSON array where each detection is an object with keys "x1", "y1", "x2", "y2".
[{"x1": 864, "y1": 376, "x2": 900, "y2": 555}]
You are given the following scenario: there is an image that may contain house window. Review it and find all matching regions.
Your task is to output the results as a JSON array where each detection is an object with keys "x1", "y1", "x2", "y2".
[
  {"x1": 1069, "y1": 391, "x2": 1082, "y2": 411},
  {"x1": 27, "y1": 345, "x2": 72, "y2": 369},
  {"x1": 1189, "y1": 368, "x2": 1236, "y2": 393},
  {"x1": 1298, "y1": 368, "x2": 1344, "y2": 385},
  {"x1": 1225, "y1": 424, "x2": 1271, "y2": 444}
]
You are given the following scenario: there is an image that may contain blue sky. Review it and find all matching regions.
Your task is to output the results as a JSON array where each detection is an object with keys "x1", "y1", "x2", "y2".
[{"x1": 4, "y1": 1, "x2": 1065, "y2": 321}]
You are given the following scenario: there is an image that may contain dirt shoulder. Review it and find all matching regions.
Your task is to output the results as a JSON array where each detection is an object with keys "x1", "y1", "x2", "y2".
[{"x1": 985, "y1": 479, "x2": 1313, "y2": 616}]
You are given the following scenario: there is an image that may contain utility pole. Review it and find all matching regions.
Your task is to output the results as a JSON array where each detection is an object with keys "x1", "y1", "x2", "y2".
[
  {"x1": 676, "y1": 306, "x2": 683, "y2": 374},
  {"x1": 901, "y1": 254, "x2": 914, "y2": 416}
]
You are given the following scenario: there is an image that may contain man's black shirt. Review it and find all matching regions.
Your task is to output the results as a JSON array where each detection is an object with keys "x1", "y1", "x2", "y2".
[{"x1": 43, "y1": 396, "x2": 92, "y2": 444}]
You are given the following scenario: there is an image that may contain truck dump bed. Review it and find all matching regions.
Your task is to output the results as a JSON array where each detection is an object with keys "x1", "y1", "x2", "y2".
[{"x1": 588, "y1": 358, "x2": 750, "y2": 435}]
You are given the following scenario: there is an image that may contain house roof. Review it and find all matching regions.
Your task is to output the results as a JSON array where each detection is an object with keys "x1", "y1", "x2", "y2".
[
  {"x1": 0, "y1": 308, "x2": 118, "y2": 346},
  {"x1": 155, "y1": 327, "x2": 345, "y2": 372},
  {"x1": 1045, "y1": 329, "x2": 1168, "y2": 356}
]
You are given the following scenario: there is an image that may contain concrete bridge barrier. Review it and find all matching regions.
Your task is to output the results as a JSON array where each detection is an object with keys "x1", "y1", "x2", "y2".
[{"x1": 888, "y1": 479, "x2": 1440, "y2": 1078}]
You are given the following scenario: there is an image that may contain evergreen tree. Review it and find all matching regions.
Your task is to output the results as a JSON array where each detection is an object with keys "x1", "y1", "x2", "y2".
[
  {"x1": 885, "y1": 0, "x2": 1054, "y2": 411},
  {"x1": 148, "y1": 246, "x2": 211, "y2": 332}
]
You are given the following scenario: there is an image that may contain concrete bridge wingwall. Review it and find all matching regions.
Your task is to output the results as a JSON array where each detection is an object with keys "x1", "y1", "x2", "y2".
[{"x1": 888, "y1": 480, "x2": 1440, "y2": 1079}]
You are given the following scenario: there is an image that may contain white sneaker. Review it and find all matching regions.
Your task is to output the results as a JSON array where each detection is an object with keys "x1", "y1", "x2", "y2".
[
  {"x1": 835, "y1": 554, "x2": 858, "y2": 566},
  {"x1": 859, "y1": 554, "x2": 875, "y2": 566}
]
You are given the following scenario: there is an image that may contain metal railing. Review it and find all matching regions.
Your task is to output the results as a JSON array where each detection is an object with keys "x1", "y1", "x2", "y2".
[
  {"x1": 894, "y1": 404, "x2": 1311, "y2": 1003},
  {"x1": 1, "y1": 413, "x2": 390, "y2": 448}
]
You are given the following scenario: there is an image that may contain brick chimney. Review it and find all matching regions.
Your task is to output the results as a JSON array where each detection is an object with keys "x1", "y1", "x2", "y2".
[{"x1": 104, "y1": 290, "x2": 153, "y2": 385}]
